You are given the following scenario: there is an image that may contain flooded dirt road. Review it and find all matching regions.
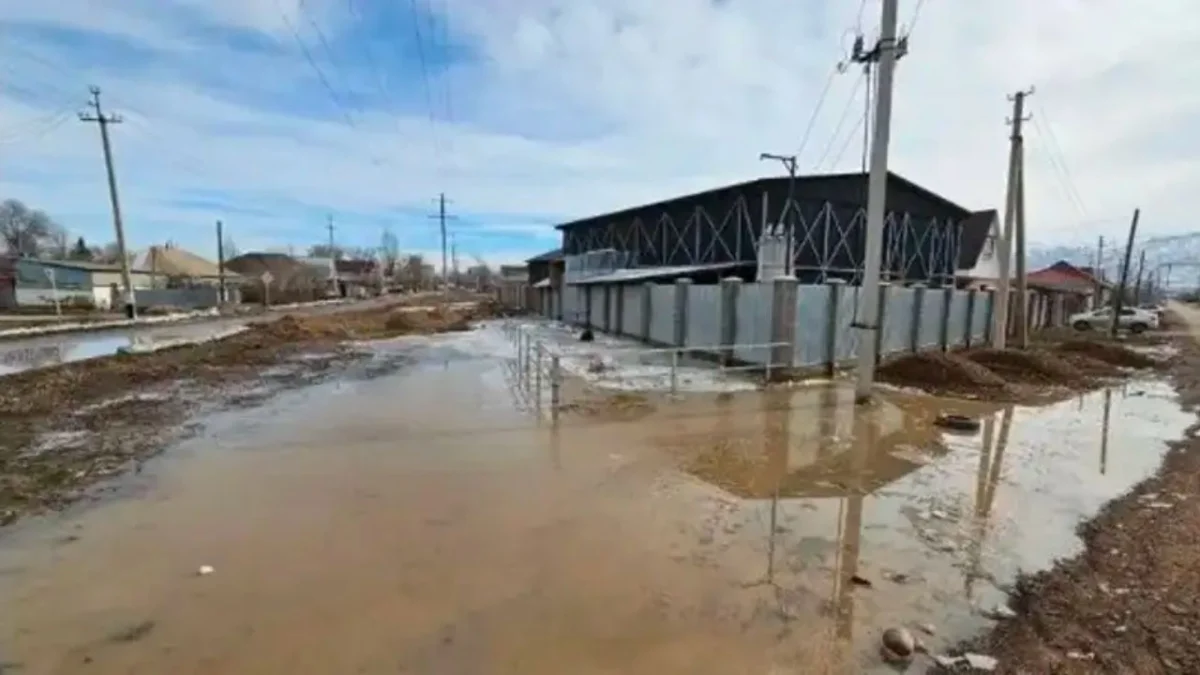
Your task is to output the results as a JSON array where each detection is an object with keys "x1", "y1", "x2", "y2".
[{"x1": 0, "y1": 323, "x2": 1190, "y2": 674}]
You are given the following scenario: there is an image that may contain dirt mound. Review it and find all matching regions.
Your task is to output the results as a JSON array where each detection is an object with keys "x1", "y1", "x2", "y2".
[
  {"x1": 1054, "y1": 351, "x2": 1125, "y2": 377},
  {"x1": 878, "y1": 352, "x2": 1010, "y2": 397},
  {"x1": 964, "y1": 348, "x2": 1088, "y2": 386},
  {"x1": 1056, "y1": 340, "x2": 1159, "y2": 369}
]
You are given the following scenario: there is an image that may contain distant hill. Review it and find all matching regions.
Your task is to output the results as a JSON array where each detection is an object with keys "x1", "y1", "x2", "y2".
[{"x1": 1028, "y1": 232, "x2": 1200, "y2": 291}]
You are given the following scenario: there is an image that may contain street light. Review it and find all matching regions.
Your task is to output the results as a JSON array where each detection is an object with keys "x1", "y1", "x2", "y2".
[{"x1": 759, "y1": 152, "x2": 798, "y2": 276}]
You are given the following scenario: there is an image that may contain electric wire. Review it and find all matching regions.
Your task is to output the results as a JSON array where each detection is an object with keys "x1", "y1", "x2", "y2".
[
  {"x1": 1030, "y1": 103, "x2": 1089, "y2": 218},
  {"x1": 812, "y1": 71, "x2": 865, "y2": 171},
  {"x1": 795, "y1": 64, "x2": 841, "y2": 162},
  {"x1": 275, "y1": 0, "x2": 358, "y2": 130}
]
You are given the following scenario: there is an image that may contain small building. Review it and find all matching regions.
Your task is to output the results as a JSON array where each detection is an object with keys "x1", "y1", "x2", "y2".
[
  {"x1": 0, "y1": 257, "x2": 161, "y2": 310},
  {"x1": 227, "y1": 252, "x2": 330, "y2": 304},
  {"x1": 1027, "y1": 261, "x2": 1111, "y2": 317},
  {"x1": 954, "y1": 210, "x2": 1002, "y2": 289},
  {"x1": 334, "y1": 258, "x2": 381, "y2": 297}
]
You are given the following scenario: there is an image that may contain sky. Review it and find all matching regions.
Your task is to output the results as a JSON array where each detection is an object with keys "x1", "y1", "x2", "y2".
[{"x1": 1, "y1": 0, "x2": 1198, "y2": 270}]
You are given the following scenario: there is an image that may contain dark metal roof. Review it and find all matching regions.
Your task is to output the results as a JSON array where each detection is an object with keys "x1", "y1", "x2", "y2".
[
  {"x1": 555, "y1": 171, "x2": 974, "y2": 231},
  {"x1": 525, "y1": 248, "x2": 563, "y2": 263},
  {"x1": 957, "y1": 210, "x2": 999, "y2": 269}
]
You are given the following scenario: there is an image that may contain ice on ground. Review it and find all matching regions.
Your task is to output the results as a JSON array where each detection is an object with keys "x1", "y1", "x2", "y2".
[{"x1": 504, "y1": 319, "x2": 762, "y2": 394}]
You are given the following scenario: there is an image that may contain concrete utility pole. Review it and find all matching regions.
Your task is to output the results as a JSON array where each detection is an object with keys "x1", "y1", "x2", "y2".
[
  {"x1": 428, "y1": 193, "x2": 457, "y2": 304},
  {"x1": 1013, "y1": 140, "x2": 1030, "y2": 348},
  {"x1": 1109, "y1": 208, "x2": 1141, "y2": 338},
  {"x1": 79, "y1": 86, "x2": 136, "y2": 319},
  {"x1": 851, "y1": 0, "x2": 907, "y2": 403},
  {"x1": 216, "y1": 219, "x2": 226, "y2": 303},
  {"x1": 758, "y1": 153, "x2": 798, "y2": 276},
  {"x1": 326, "y1": 214, "x2": 340, "y2": 295},
  {"x1": 1094, "y1": 235, "x2": 1105, "y2": 308},
  {"x1": 992, "y1": 88, "x2": 1032, "y2": 349}
]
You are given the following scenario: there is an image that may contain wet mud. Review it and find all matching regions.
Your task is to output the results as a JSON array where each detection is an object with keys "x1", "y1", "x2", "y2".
[
  {"x1": 940, "y1": 315, "x2": 1200, "y2": 674},
  {"x1": 0, "y1": 301, "x2": 490, "y2": 526}
]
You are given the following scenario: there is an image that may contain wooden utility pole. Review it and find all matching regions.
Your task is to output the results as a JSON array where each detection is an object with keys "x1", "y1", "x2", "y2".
[
  {"x1": 1109, "y1": 208, "x2": 1141, "y2": 338},
  {"x1": 216, "y1": 220, "x2": 226, "y2": 303},
  {"x1": 851, "y1": 0, "x2": 907, "y2": 403},
  {"x1": 79, "y1": 86, "x2": 136, "y2": 319},
  {"x1": 993, "y1": 87, "x2": 1033, "y2": 349}
]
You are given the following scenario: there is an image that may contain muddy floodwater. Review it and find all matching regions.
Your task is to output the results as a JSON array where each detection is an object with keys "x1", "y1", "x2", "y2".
[{"x1": 0, "y1": 325, "x2": 1191, "y2": 674}]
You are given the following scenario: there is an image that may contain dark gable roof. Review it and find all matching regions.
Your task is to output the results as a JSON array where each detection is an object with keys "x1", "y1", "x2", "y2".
[
  {"x1": 554, "y1": 171, "x2": 973, "y2": 232},
  {"x1": 957, "y1": 209, "x2": 998, "y2": 269},
  {"x1": 526, "y1": 248, "x2": 563, "y2": 263}
]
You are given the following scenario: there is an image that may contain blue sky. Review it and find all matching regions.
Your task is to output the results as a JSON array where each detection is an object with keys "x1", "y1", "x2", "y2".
[{"x1": 1, "y1": 0, "x2": 1198, "y2": 269}]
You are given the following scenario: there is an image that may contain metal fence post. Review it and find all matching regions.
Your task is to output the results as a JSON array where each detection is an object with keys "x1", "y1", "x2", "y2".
[
  {"x1": 535, "y1": 342, "x2": 543, "y2": 416},
  {"x1": 550, "y1": 355, "x2": 561, "y2": 425},
  {"x1": 670, "y1": 349, "x2": 679, "y2": 395}
]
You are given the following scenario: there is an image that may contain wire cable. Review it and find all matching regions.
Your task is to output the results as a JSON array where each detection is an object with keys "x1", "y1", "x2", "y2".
[
  {"x1": 812, "y1": 71, "x2": 865, "y2": 171},
  {"x1": 795, "y1": 64, "x2": 841, "y2": 162},
  {"x1": 275, "y1": 0, "x2": 358, "y2": 130},
  {"x1": 1030, "y1": 103, "x2": 1089, "y2": 217}
]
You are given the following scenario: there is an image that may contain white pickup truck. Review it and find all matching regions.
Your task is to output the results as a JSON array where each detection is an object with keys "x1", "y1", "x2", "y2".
[{"x1": 1068, "y1": 306, "x2": 1159, "y2": 333}]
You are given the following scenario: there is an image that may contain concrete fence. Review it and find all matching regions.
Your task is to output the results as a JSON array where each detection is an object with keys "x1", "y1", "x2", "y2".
[{"x1": 540, "y1": 278, "x2": 1004, "y2": 375}]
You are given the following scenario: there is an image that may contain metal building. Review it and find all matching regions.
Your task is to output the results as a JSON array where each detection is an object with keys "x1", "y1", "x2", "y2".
[{"x1": 557, "y1": 171, "x2": 973, "y2": 286}]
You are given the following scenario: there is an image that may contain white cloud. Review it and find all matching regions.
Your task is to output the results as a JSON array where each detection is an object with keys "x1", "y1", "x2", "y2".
[{"x1": 1, "y1": 0, "x2": 1198, "y2": 265}]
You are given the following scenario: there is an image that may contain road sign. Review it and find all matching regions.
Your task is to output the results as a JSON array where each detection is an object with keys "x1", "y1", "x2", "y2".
[{"x1": 260, "y1": 271, "x2": 274, "y2": 285}]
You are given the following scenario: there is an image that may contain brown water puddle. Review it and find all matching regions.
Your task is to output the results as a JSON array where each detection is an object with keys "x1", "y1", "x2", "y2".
[{"x1": 0, "y1": 349, "x2": 1189, "y2": 674}]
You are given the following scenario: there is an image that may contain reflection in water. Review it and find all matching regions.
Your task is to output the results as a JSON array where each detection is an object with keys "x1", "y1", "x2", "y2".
[
  {"x1": 1100, "y1": 388, "x2": 1113, "y2": 475},
  {"x1": 966, "y1": 406, "x2": 1013, "y2": 600}
]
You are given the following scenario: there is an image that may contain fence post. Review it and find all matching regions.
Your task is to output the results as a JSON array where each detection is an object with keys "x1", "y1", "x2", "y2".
[
  {"x1": 825, "y1": 279, "x2": 845, "y2": 377},
  {"x1": 673, "y1": 277, "x2": 692, "y2": 349},
  {"x1": 718, "y1": 277, "x2": 741, "y2": 366},
  {"x1": 909, "y1": 283, "x2": 926, "y2": 352},
  {"x1": 939, "y1": 286, "x2": 954, "y2": 351},
  {"x1": 640, "y1": 282, "x2": 653, "y2": 343},
  {"x1": 583, "y1": 285, "x2": 593, "y2": 329},
  {"x1": 1052, "y1": 292, "x2": 1065, "y2": 327},
  {"x1": 965, "y1": 289, "x2": 978, "y2": 348},
  {"x1": 614, "y1": 284, "x2": 626, "y2": 336},
  {"x1": 769, "y1": 276, "x2": 798, "y2": 380},
  {"x1": 670, "y1": 349, "x2": 679, "y2": 395},
  {"x1": 550, "y1": 354, "x2": 561, "y2": 425},
  {"x1": 985, "y1": 289, "x2": 997, "y2": 346},
  {"x1": 535, "y1": 342, "x2": 543, "y2": 417},
  {"x1": 875, "y1": 282, "x2": 891, "y2": 361},
  {"x1": 602, "y1": 285, "x2": 613, "y2": 333}
]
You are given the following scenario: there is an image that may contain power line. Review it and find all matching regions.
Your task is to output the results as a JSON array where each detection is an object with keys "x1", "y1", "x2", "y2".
[
  {"x1": 1030, "y1": 103, "x2": 1089, "y2": 217},
  {"x1": 812, "y1": 70, "x2": 865, "y2": 171},
  {"x1": 795, "y1": 63, "x2": 843, "y2": 162},
  {"x1": 275, "y1": 0, "x2": 358, "y2": 129}
]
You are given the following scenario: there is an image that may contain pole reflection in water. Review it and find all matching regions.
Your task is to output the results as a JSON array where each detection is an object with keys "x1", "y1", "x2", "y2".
[
  {"x1": 746, "y1": 389, "x2": 792, "y2": 596},
  {"x1": 1100, "y1": 388, "x2": 1113, "y2": 475},
  {"x1": 966, "y1": 405, "x2": 1013, "y2": 600},
  {"x1": 827, "y1": 400, "x2": 873, "y2": 672}
]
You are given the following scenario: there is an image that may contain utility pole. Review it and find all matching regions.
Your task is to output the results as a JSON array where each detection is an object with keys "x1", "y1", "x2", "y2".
[
  {"x1": 851, "y1": 0, "x2": 907, "y2": 403},
  {"x1": 1013, "y1": 139, "x2": 1029, "y2": 348},
  {"x1": 758, "y1": 153, "x2": 798, "y2": 276},
  {"x1": 1132, "y1": 248, "x2": 1147, "y2": 306},
  {"x1": 1109, "y1": 208, "x2": 1141, "y2": 338},
  {"x1": 450, "y1": 233, "x2": 459, "y2": 285},
  {"x1": 428, "y1": 193, "x2": 457, "y2": 304},
  {"x1": 1094, "y1": 236, "x2": 1105, "y2": 308},
  {"x1": 216, "y1": 220, "x2": 226, "y2": 304},
  {"x1": 79, "y1": 86, "x2": 136, "y2": 319},
  {"x1": 326, "y1": 214, "x2": 340, "y2": 296},
  {"x1": 992, "y1": 87, "x2": 1033, "y2": 349}
]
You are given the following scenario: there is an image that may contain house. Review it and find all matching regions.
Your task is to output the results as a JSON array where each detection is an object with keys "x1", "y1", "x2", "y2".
[
  {"x1": 955, "y1": 210, "x2": 1001, "y2": 289},
  {"x1": 1027, "y1": 261, "x2": 1111, "y2": 316},
  {"x1": 333, "y1": 258, "x2": 381, "y2": 297},
  {"x1": 0, "y1": 257, "x2": 160, "y2": 310},
  {"x1": 226, "y1": 252, "x2": 330, "y2": 304}
]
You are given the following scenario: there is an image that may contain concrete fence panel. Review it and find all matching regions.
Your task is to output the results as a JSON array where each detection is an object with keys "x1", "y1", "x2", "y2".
[
  {"x1": 620, "y1": 285, "x2": 642, "y2": 338},
  {"x1": 588, "y1": 286, "x2": 605, "y2": 328},
  {"x1": 685, "y1": 284, "x2": 722, "y2": 349},
  {"x1": 881, "y1": 287, "x2": 916, "y2": 355},
  {"x1": 947, "y1": 290, "x2": 971, "y2": 347},
  {"x1": 833, "y1": 285, "x2": 863, "y2": 363},
  {"x1": 794, "y1": 284, "x2": 832, "y2": 367},
  {"x1": 648, "y1": 285, "x2": 675, "y2": 344},
  {"x1": 917, "y1": 288, "x2": 944, "y2": 349},
  {"x1": 970, "y1": 291, "x2": 993, "y2": 343},
  {"x1": 733, "y1": 283, "x2": 773, "y2": 365}
]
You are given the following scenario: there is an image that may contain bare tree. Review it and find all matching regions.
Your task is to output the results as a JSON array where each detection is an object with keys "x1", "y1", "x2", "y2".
[
  {"x1": 400, "y1": 254, "x2": 425, "y2": 289},
  {"x1": 90, "y1": 242, "x2": 131, "y2": 265},
  {"x1": 222, "y1": 236, "x2": 240, "y2": 259},
  {"x1": 0, "y1": 198, "x2": 63, "y2": 257},
  {"x1": 380, "y1": 228, "x2": 400, "y2": 277}
]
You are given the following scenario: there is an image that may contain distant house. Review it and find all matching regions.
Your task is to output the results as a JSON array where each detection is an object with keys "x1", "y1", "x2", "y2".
[
  {"x1": 0, "y1": 257, "x2": 160, "y2": 310},
  {"x1": 333, "y1": 258, "x2": 380, "y2": 297},
  {"x1": 133, "y1": 243, "x2": 241, "y2": 290},
  {"x1": 955, "y1": 210, "x2": 1001, "y2": 289},
  {"x1": 226, "y1": 252, "x2": 330, "y2": 303},
  {"x1": 1027, "y1": 261, "x2": 1110, "y2": 314}
]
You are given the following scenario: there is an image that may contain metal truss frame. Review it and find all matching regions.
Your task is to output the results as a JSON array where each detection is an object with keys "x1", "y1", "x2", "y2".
[{"x1": 562, "y1": 193, "x2": 961, "y2": 285}]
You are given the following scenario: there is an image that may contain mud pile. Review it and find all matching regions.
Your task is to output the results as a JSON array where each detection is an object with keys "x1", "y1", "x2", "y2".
[
  {"x1": 878, "y1": 352, "x2": 1011, "y2": 398},
  {"x1": 964, "y1": 348, "x2": 1088, "y2": 386},
  {"x1": 1056, "y1": 340, "x2": 1160, "y2": 369}
]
